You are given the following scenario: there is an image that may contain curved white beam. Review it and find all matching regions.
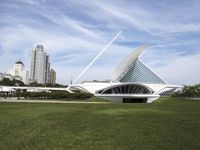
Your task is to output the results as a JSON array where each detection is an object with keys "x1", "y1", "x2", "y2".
[{"x1": 112, "y1": 44, "x2": 147, "y2": 81}]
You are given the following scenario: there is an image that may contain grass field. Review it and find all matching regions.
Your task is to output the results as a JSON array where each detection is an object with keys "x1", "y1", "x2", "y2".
[{"x1": 0, "y1": 98, "x2": 200, "y2": 150}]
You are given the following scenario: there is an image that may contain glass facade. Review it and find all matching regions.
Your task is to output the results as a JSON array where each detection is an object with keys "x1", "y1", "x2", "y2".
[
  {"x1": 158, "y1": 88, "x2": 176, "y2": 97},
  {"x1": 119, "y1": 59, "x2": 166, "y2": 84},
  {"x1": 96, "y1": 84, "x2": 153, "y2": 94}
]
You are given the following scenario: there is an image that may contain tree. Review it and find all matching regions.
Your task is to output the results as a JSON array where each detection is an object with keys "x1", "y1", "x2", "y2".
[
  {"x1": 0, "y1": 78, "x2": 25, "y2": 86},
  {"x1": 172, "y1": 83, "x2": 200, "y2": 98},
  {"x1": 0, "y1": 78, "x2": 12, "y2": 86},
  {"x1": 16, "y1": 89, "x2": 21, "y2": 100}
]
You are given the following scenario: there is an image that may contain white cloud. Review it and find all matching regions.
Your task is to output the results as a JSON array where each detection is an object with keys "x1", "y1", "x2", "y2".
[
  {"x1": 151, "y1": 52, "x2": 200, "y2": 85},
  {"x1": 69, "y1": 0, "x2": 200, "y2": 35}
]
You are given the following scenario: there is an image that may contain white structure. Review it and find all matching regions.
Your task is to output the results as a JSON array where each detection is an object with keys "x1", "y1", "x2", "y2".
[
  {"x1": 8, "y1": 61, "x2": 28, "y2": 84},
  {"x1": 68, "y1": 45, "x2": 182, "y2": 103},
  {"x1": 30, "y1": 44, "x2": 50, "y2": 84}
]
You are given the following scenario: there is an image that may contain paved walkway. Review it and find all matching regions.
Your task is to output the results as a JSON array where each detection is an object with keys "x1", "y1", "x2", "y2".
[
  {"x1": 0, "y1": 99, "x2": 110, "y2": 104},
  {"x1": 184, "y1": 97, "x2": 200, "y2": 100}
]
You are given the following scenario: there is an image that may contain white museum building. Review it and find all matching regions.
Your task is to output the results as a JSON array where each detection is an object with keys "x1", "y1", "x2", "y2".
[{"x1": 69, "y1": 45, "x2": 182, "y2": 103}]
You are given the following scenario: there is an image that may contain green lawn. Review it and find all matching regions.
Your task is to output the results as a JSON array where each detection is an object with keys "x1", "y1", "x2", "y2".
[{"x1": 0, "y1": 98, "x2": 200, "y2": 150}]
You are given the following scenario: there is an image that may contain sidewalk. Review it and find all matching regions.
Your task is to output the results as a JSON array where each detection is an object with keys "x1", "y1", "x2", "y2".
[{"x1": 0, "y1": 99, "x2": 110, "y2": 104}]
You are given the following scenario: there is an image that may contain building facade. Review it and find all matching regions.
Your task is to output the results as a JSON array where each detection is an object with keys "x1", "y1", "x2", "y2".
[
  {"x1": 49, "y1": 69, "x2": 56, "y2": 84},
  {"x1": 0, "y1": 73, "x2": 3, "y2": 81},
  {"x1": 45, "y1": 55, "x2": 50, "y2": 84},
  {"x1": 8, "y1": 61, "x2": 28, "y2": 84},
  {"x1": 30, "y1": 44, "x2": 50, "y2": 84}
]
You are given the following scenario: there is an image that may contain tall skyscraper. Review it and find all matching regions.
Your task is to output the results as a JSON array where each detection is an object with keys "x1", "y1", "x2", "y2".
[
  {"x1": 49, "y1": 69, "x2": 56, "y2": 84},
  {"x1": 30, "y1": 44, "x2": 50, "y2": 84}
]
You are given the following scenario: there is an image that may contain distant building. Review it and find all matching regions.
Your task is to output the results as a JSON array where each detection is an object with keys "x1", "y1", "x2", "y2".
[
  {"x1": 1, "y1": 73, "x2": 11, "y2": 80},
  {"x1": 8, "y1": 61, "x2": 28, "y2": 84},
  {"x1": 25, "y1": 71, "x2": 29, "y2": 85},
  {"x1": 30, "y1": 44, "x2": 50, "y2": 84},
  {"x1": 45, "y1": 55, "x2": 50, "y2": 84},
  {"x1": 49, "y1": 69, "x2": 56, "y2": 84},
  {"x1": 0, "y1": 73, "x2": 3, "y2": 81},
  {"x1": 0, "y1": 72, "x2": 22, "y2": 81},
  {"x1": 4, "y1": 73, "x2": 13, "y2": 80}
]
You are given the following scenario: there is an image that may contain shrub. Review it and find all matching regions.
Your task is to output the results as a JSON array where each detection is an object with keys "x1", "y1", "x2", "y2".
[{"x1": 20, "y1": 90, "x2": 93, "y2": 100}]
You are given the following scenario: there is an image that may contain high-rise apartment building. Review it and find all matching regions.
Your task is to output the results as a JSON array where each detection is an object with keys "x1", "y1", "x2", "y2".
[
  {"x1": 30, "y1": 44, "x2": 50, "y2": 84},
  {"x1": 49, "y1": 69, "x2": 56, "y2": 84}
]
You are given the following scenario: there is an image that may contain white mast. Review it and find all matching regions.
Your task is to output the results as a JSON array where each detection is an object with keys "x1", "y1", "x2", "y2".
[{"x1": 73, "y1": 31, "x2": 121, "y2": 84}]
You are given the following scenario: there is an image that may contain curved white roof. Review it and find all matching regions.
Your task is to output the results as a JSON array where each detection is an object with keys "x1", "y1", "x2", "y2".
[{"x1": 112, "y1": 45, "x2": 147, "y2": 81}]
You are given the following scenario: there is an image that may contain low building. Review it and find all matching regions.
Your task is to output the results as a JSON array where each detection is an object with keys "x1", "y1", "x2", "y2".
[
  {"x1": 0, "y1": 73, "x2": 3, "y2": 81},
  {"x1": 0, "y1": 73, "x2": 22, "y2": 81},
  {"x1": 2, "y1": 73, "x2": 13, "y2": 80}
]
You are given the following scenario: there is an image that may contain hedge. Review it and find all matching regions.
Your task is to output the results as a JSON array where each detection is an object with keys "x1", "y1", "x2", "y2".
[{"x1": 19, "y1": 91, "x2": 93, "y2": 100}]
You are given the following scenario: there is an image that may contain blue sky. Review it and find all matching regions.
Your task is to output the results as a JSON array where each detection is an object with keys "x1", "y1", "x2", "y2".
[{"x1": 0, "y1": 0, "x2": 200, "y2": 85}]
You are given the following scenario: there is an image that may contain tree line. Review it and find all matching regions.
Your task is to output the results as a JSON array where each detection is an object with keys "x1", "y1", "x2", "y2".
[
  {"x1": 172, "y1": 83, "x2": 200, "y2": 98},
  {"x1": 0, "y1": 78, "x2": 67, "y2": 87},
  {"x1": 16, "y1": 90, "x2": 93, "y2": 100},
  {"x1": 0, "y1": 78, "x2": 25, "y2": 86}
]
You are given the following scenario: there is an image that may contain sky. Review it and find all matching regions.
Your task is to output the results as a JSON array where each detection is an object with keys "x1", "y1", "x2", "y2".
[{"x1": 0, "y1": 0, "x2": 200, "y2": 85}]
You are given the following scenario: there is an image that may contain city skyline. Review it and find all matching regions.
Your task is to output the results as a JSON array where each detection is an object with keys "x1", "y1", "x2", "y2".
[
  {"x1": 0, "y1": 0, "x2": 200, "y2": 85},
  {"x1": 0, "y1": 44, "x2": 57, "y2": 85}
]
